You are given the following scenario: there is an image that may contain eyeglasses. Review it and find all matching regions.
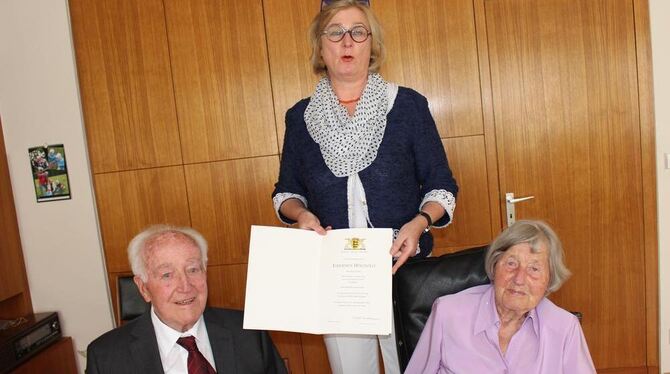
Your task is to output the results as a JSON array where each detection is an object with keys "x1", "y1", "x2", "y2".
[
  {"x1": 321, "y1": 0, "x2": 370, "y2": 10},
  {"x1": 322, "y1": 24, "x2": 371, "y2": 43}
]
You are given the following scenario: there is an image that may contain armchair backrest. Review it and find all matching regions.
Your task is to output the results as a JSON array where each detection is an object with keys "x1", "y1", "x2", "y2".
[
  {"x1": 392, "y1": 246, "x2": 490, "y2": 371},
  {"x1": 118, "y1": 275, "x2": 150, "y2": 323}
]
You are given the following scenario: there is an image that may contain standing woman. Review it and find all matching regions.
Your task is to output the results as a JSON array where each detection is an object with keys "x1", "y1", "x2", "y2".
[{"x1": 272, "y1": 0, "x2": 458, "y2": 372}]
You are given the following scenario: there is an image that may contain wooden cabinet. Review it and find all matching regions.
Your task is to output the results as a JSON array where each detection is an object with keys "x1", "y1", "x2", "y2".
[
  {"x1": 11, "y1": 337, "x2": 77, "y2": 374},
  {"x1": 0, "y1": 118, "x2": 32, "y2": 319},
  {"x1": 69, "y1": 0, "x2": 657, "y2": 372},
  {"x1": 0, "y1": 122, "x2": 72, "y2": 373}
]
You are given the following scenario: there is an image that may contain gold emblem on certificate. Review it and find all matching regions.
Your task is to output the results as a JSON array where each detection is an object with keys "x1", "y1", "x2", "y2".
[{"x1": 345, "y1": 237, "x2": 366, "y2": 250}]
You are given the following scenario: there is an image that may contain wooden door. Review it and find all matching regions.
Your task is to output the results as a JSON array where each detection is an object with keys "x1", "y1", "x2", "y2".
[{"x1": 485, "y1": 0, "x2": 647, "y2": 370}]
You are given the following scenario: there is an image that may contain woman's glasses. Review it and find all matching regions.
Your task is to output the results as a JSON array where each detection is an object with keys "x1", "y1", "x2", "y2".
[
  {"x1": 322, "y1": 24, "x2": 371, "y2": 43},
  {"x1": 321, "y1": 0, "x2": 370, "y2": 10}
]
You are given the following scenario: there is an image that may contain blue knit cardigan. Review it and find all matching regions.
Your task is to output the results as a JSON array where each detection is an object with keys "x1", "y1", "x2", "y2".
[{"x1": 273, "y1": 87, "x2": 458, "y2": 258}]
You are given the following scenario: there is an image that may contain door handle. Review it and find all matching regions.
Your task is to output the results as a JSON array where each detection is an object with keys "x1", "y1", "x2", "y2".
[{"x1": 505, "y1": 192, "x2": 535, "y2": 226}]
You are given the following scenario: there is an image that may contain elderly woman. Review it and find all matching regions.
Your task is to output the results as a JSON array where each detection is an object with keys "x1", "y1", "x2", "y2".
[
  {"x1": 405, "y1": 220, "x2": 595, "y2": 373},
  {"x1": 271, "y1": 0, "x2": 458, "y2": 372}
]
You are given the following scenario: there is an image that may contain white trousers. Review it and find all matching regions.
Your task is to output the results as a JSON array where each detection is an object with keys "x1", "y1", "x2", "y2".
[
  {"x1": 332, "y1": 174, "x2": 401, "y2": 373},
  {"x1": 323, "y1": 317, "x2": 400, "y2": 374}
]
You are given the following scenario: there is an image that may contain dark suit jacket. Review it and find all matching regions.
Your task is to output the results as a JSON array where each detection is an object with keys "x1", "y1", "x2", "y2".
[{"x1": 86, "y1": 308, "x2": 287, "y2": 374}]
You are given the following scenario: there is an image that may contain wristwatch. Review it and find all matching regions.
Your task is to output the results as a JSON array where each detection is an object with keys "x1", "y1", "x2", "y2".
[{"x1": 416, "y1": 211, "x2": 432, "y2": 233}]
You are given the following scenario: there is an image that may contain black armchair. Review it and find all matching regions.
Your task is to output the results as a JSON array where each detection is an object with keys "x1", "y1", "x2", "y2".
[
  {"x1": 392, "y1": 246, "x2": 490, "y2": 371},
  {"x1": 117, "y1": 275, "x2": 149, "y2": 323}
]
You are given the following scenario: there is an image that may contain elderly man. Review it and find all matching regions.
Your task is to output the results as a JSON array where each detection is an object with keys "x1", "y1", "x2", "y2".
[{"x1": 87, "y1": 225, "x2": 287, "y2": 374}]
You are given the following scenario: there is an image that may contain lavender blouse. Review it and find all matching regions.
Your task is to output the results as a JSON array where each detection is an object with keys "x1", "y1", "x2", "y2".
[{"x1": 405, "y1": 285, "x2": 595, "y2": 374}]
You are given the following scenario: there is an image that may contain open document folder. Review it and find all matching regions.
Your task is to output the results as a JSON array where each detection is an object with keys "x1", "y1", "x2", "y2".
[{"x1": 243, "y1": 226, "x2": 393, "y2": 335}]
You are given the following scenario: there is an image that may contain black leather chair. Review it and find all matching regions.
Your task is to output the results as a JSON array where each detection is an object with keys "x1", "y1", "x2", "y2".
[
  {"x1": 117, "y1": 275, "x2": 150, "y2": 322},
  {"x1": 392, "y1": 246, "x2": 490, "y2": 371}
]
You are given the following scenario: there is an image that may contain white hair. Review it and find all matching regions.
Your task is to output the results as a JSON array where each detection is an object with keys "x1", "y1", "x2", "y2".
[
  {"x1": 127, "y1": 224, "x2": 208, "y2": 282},
  {"x1": 485, "y1": 219, "x2": 572, "y2": 294}
]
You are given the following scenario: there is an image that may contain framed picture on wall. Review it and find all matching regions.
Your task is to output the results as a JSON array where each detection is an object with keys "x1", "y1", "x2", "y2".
[{"x1": 28, "y1": 144, "x2": 71, "y2": 202}]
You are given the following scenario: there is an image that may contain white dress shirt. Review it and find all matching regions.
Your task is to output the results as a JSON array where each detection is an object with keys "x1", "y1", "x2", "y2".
[{"x1": 150, "y1": 307, "x2": 217, "y2": 374}]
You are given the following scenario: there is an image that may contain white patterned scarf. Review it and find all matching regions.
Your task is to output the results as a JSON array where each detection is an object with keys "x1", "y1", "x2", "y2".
[{"x1": 304, "y1": 73, "x2": 389, "y2": 177}]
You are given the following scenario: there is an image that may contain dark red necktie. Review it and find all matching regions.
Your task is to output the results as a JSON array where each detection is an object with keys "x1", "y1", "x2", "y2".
[{"x1": 176, "y1": 336, "x2": 217, "y2": 374}]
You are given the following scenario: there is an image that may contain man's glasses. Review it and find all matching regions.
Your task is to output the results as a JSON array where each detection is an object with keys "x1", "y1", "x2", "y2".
[
  {"x1": 322, "y1": 24, "x2": 371, "y2": 43},
  {"x1": 321, "y1": 0, "x2": 370, "y2": 10}
]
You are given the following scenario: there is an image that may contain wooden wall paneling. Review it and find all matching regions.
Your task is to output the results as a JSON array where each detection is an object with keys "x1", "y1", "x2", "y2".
[
  {"x1": 431, "y1": 136, "x2": 492, "y2": 255},
  {"x1": 207, "y1": 264, "x2": 308, "y2": 373},
  {"x1": 473, "y1": 0, "x2": 503, "y2": 237},
  {"x1": 597, "y1": 368, "x2": 649, "y2": 374},
  {"x1": 164, "y1": 0, "x2": 278, "y2": 163},
  {"x1": 300, "y1": 333, "x2": 332, "y2": 374},
  {"x1": 485, "y1": 0, "x2": 645, "y2": 369},
  {"x1": 184, "y1": 156, "x2": 280, "y2": 266},
  {"x1": 263, "y1": 0, "x2": 320, "y2": 150},
  {"x1": 632, "y1": 0, "x2": 658, "y2": 369},
  {"x1": 69, "y1": 0, "x2": 183, "y2": 173},
  {"x1": 206, "y1": 264, "x2": 248, "y2": 311},
  {"x1": 94, "y1": 166, "x2": 191, "y2": 273},
  {"x1": 270, "y1": 331, "x2": 305, "y2": 374},
  {"x1": 375, "y1": 0, "x2": 483, "y2": 138},
  {"x1": 269, "y1": 331, "x2": 306, "y2": 374},
  {"x1": 303, "y1": 335, "x2": 397, "y2": 374}
]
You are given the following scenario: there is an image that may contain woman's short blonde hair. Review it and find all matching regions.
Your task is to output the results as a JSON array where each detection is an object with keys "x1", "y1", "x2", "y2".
[
  {"x1": 484, "y1": 220, "x2": 572, "y2": 294},
  {"x1": 308, "y1": 0, "x2": 385, "y2": 76}
]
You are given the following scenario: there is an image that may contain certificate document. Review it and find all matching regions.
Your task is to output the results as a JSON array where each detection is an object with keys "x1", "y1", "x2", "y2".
[{"x1": 243, "y1": 225, "x2": 393, "y2": 335}]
